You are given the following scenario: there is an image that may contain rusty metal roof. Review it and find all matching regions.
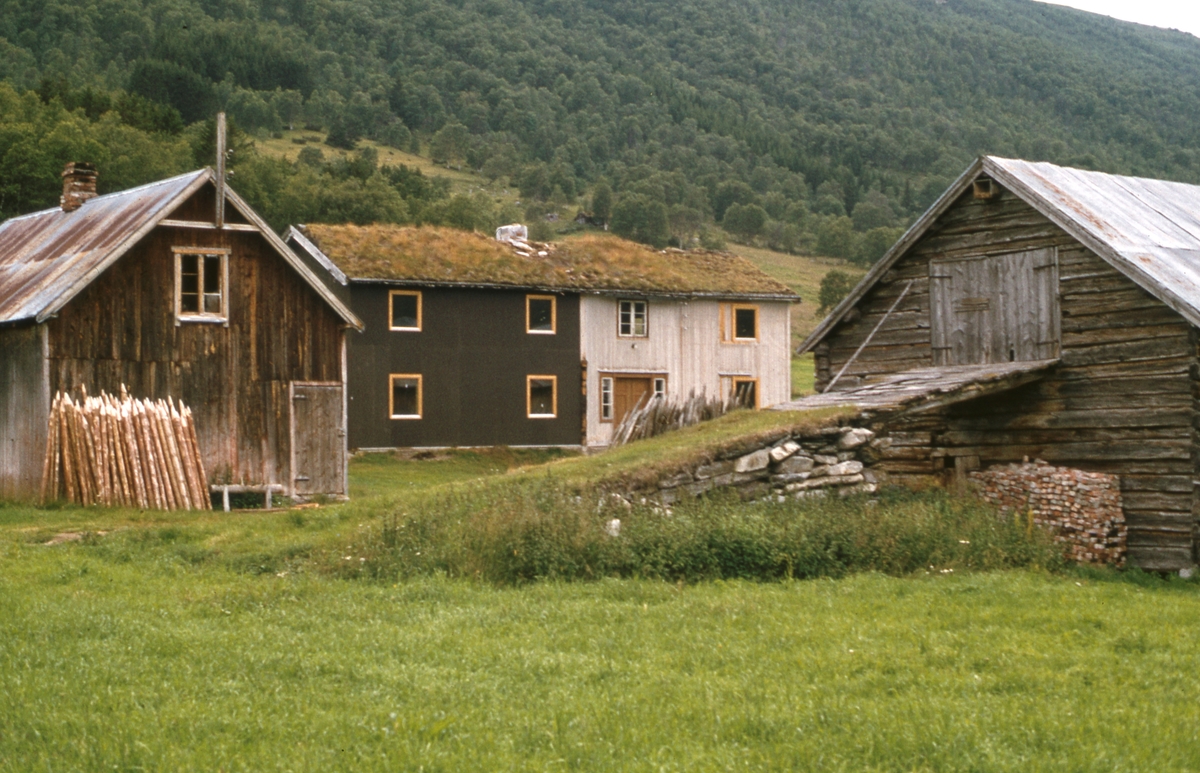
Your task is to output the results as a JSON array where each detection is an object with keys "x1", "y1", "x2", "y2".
[
  {"x1": 0, "y1": 169, "x2": 361, "y2": 329},
  {"x1": 0, "y1": 170, "x2": 208, "y2": 323},
  {"x1": 800, "y1": 156, "x2": 1200, "y2": 352}
]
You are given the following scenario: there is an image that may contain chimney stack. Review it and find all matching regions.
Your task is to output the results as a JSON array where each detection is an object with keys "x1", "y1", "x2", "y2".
[{"x1": 61, "y1": 162, "x2": 98, "y2": 212}]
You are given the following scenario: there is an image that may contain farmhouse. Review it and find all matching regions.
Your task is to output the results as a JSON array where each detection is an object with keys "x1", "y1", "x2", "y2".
[
  {"x1": 794, "y1": 156, "x2": 1200, "y2": 571},
  {"x1": 0, "y1": 162, "x2": 362, "y2": 502},
  {"x1": 286, "y1": 225, "x2": 797, "y2": 450}
]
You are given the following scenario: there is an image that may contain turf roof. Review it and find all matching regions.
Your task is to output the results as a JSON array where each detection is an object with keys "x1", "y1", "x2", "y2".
[{"x1": 299, "y1": 224, "x2": 798, "y2": 299}]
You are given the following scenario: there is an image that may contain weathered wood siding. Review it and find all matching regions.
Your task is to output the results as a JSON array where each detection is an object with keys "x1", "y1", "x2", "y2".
[
  {"x1": 820, "y1": 186, "x2": 1197, "y2": 569},
  {"x1": 582, "y1": 297, "x2": 791, "y2": 446},
  {"x1": 45, "y1": 221, "x2": 345, "y2": 490},
  {"x1": 0, "y1": 324, "x2": 48, "y2": 499}
]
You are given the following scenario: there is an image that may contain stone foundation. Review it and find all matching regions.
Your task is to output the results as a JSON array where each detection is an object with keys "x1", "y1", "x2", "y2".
[
  {"x1": 646, "y1": 425, "x2": 887, "y2": 504},
  {"x1": 969, "y1": 461, "x2": 1126, "y2": 566}
]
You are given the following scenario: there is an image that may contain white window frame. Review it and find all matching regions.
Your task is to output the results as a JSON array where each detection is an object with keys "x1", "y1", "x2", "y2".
[
  {"x1": 174, "y1": 247, "x2": 229, "y2": 326},
  {"x1": 600, "y1": 377, "x2": 613, "y2": 421},
  {"x1": 654, "y1": 377, "x2": 666, "y2": 398},
  {"x1": 618, "y1": 300, "x2": 648, "y2": 338}
]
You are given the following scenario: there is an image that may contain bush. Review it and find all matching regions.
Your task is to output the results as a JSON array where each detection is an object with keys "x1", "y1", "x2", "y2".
[
  {"x1": 818, "y1": 269, "x2": 857, "y2": 313},
  {"x1": 341, "y1": 482, "x2": 1062, "y2": 585}
]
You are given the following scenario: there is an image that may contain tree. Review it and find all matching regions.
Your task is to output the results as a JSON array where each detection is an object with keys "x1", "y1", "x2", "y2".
[
  {"x1": 853, "y1": 226, "x2": 906, "y2": 266},
  {"x1": 611, "y1": 194, "x2": 669, "y2": 248},
  {"x1": 429, "y1": 121, "x2": 470, "y2": 168},
  {"x1": 591, "y1": 181, "x2": 613, "y2": 225},
  {"x1": 722, "y1": 203, "x2": 768, "y2": 242},
  {"x1": 851, "y1": 190, "x2": 896, "y2": 231},
  {"x1": 712, "y1": 180, "x2": 756, "y2": 221},
  {"x1": 818, "y1": 270, "x2": 857, "y2": 313},
  {"x1": 668, "y1": 204, "x2": 703, "y2": 246},
  {"x1": 816, "y1": 216, "x2": 856, "y2": 259}
]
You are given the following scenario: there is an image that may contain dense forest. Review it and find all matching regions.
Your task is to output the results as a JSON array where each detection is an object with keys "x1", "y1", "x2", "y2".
[{"x1": 4, "y1": 0, "x2": 1200, "y2": 260}]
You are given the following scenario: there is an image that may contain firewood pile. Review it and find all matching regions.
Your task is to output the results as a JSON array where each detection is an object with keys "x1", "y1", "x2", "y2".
[
  {"x1": 969, "y1": 460, "x2": 1126, "y2": 566},
  {"x1": 40, "y1": 386, "x2": 211, "y2": 510},
  {"x1": 611, "y1": 388, "x2": 750, "y2": 446}
]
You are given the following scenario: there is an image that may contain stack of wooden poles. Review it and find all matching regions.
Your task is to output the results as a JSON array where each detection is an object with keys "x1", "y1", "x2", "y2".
[
  {"x1": 40, "y1": 386, "x2": 211, "y2": 510},
  {"x1": 611, "y1": 388, "x2": 744, "y2": 446}
]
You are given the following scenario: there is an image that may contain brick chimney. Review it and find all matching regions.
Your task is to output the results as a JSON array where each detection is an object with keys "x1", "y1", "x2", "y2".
[{"x1": 61, "y1": 162, "x2": 98, "y2": 212}]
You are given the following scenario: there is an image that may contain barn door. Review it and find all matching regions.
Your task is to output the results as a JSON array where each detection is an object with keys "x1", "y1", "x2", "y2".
[
  {"x1": 930, "y1": 248, "x2": 1059, "y2": 366},
  {"x1": 289, "y1": 381, "x2": 345, "y2": 497}
]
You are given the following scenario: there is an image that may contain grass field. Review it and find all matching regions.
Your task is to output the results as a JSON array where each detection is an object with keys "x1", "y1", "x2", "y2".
[{"x1": 3, "y1": 443, "x2": 1200, "y2": 770}]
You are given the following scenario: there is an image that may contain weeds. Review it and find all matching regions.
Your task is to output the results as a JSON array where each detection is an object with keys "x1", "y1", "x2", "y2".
[{"x1": 342, "y1": 483, "x2": 1062, "y2": 584}]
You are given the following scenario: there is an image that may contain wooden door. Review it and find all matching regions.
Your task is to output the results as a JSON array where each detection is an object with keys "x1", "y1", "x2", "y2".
[
  {"x1": 289, "y1": 381, "x2": 345, "y2": 496},
  {"x1": 931, "y1": 248, "x2": 1059, "y2": 366},
  {"x1": 612, "y1": 377, "x2": 652, "y2": 426}
]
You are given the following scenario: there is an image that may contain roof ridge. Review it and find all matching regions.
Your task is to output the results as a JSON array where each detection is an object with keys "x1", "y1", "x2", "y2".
[{"x1": 2, "y1": 168, "x2": 210, "y2": 224}]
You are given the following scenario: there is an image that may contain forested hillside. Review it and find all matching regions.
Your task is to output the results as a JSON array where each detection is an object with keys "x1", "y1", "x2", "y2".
[{"x1": 4, "y1": 0, "x2": 1200, "y2": 257}]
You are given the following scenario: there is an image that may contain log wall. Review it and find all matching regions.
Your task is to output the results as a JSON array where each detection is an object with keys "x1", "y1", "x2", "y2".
[
  {"x1": 817, "y1": 186, "x2": 1198, "y2": 570},
  {"x1": 44, "y1": 222, "x2": 344, "y2": 489},
  {"x1": 0, "y1": 324, "x2": 48, "y2": 499}
]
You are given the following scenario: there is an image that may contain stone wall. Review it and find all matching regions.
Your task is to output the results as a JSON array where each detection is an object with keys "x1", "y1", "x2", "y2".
[
  {"x1": 969, "y1": 460, "x2": 1127, "y2": 566},
  {"x1": 650, "y1": 425, "x2": 887, "y2": 504}
]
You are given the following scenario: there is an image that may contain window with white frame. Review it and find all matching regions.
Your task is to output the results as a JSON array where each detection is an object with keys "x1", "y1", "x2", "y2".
[
  {"x1": 654, "y1": 377, "x2": 666, "y2": 398},
  {"x1": 600, "y1": 377, "x2": 613, "y2": 420},
  {"x1": 618, "y1": 300, "x2": 647, "y2": 337},
  {"x1": 175, "y1": 248, "x2": 229, "y2": 324}
]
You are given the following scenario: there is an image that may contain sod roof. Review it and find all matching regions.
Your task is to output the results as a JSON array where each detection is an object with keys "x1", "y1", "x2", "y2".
[{"x1": 297, "y1": 224, "x2": 798, "y2": 300}]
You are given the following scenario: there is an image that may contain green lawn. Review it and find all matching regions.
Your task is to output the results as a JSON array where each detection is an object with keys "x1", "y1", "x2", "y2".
[
  {"x1": 3, "y1": 546, "x2": 1200, "y2": 770},
  {"x1": 4, "y1": 448, "x2": 1200, "y2": 770}
]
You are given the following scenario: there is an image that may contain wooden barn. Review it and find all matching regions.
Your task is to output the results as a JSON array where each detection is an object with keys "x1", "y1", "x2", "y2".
[
  {"x1": 795, "y1": 156, "x2": 1200, "y2": 571},
  {"x1": 286, "y1": 225, "x2": 797, "y2": 450},
  {"x1": 0, "y1": 162, "x2": 362, "y2": 502}
]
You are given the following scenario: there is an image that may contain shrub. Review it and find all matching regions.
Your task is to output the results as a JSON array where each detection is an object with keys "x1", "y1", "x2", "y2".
[{"x1": 340, "y1": 482, "x2": 1062, "y2": 585}]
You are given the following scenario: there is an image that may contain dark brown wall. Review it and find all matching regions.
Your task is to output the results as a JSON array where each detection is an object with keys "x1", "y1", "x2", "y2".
[
  {"x1": 45, "y1": 216, "x2": 344, "y2": 487},
  {"x1": 821, "y1": 185, "x2": 1197, "y2": 570},
  {"x1": 0, "y1": 324, "x2": 48, "y2": 499},
  {"x1": 347, "y1": 285, "x2": 582, "y2": 447}
]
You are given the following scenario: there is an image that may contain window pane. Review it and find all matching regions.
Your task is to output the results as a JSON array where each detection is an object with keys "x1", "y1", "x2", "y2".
[
  {"x1": 734, "y1": 308, "x2": 757, "y2": 339},
  {"x1": 654, "y1": 378, "x2": 666, "y2": 397},
  {"x1": 619, "y1": 302, "x2": 631, "y2": 336},
  {"x1": 529, "y1": 378, "x2": 555, "y2": 416},
  {"x1": 633, "y1": 302, "x2": 647, "y2": 336},
  {"x1": 392, "y1": 293, "x2": 419, "y2": 328},
  {"x1": 180, "y1": 254, "x2": 199, "y2": 312},
  {"x1": 528, "y1": 298, "x2": 554, "y2": 331},
  {"x1": 601, "y1": 377, "x2": 613, "y2": 419},
  {"x1": 203, "y1": 256, "x2": 222, "y2": 293},
  {"x1": 734, "y1": 380, "x2": 757, "y2": 408},
  {"x1": 392, "y1": 378, "x2": 420, "y2": 416}
]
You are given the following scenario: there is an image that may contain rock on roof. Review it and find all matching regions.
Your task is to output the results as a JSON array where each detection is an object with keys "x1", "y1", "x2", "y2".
[{"x1": 296, "y1": 224, "x2": 798, "y2": 300}]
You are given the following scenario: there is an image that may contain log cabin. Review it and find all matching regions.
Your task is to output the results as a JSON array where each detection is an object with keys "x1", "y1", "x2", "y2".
[
  {"x1": 0, "y1": 162, "x2": 362, "y2": 503},
  {"x1": 793, "y1": 156, "x2": 1200, "y2": 571},
  {"x1": 286, "y1": 225, "x2": 797, "y2": 450}
]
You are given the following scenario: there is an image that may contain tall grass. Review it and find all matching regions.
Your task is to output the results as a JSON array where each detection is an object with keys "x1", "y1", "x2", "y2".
[{"x1": 339, "y1": 483, "x2": 1062, "y2": 584}]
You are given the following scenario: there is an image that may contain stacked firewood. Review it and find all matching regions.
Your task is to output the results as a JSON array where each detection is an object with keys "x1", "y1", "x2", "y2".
[
  {"x1": 40, "y1": 386, "x2": 211, "y2": 510},
  {"x1": 611, "y1": 388, "x2": 746, "y2": 446}
]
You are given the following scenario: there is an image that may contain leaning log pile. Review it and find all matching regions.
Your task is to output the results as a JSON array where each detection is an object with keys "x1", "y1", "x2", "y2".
[
  {"x1": 611, "y1": 389, "x2": 748, "y2": 446},
  {"x1": 40, "y1": 387, "x2": 211, "y2": 510}
]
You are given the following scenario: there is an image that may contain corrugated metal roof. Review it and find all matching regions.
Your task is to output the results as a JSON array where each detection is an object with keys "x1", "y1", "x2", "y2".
[
  {"x1": 0, "y1": 170, "x2": 207, "y2": 323},
  {"x1": 0, "y1": 169, "x2": 362, "y2": 329},
  {"x1": 799, "y1": 157, "x2": 1200, "y2": 352}
]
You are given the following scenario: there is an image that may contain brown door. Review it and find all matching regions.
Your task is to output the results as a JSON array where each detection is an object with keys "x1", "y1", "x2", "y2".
[
  {"x1": 289, "y1": 382, "x2": 345, "y2": 497},
  {"x1": 612, "y1": 377, "x2": 652, "y2": 426}
]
